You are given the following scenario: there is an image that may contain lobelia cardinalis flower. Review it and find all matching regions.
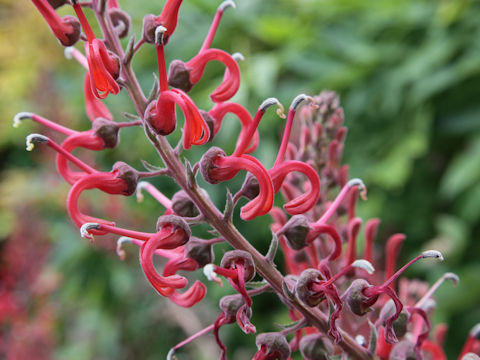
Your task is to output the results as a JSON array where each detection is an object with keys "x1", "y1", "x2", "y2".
[
  {"x1": 31, "y1": 0, "x2": 81, "y2": 46},
  {"x1": 167, "y1": 1, "x2": 239, "y2": 102},
  {"x1": 72, "y1": 0, "x2": 121, "y2": 99},
  {"x1": 345, "y1": 250, "x2": 444, "y2": 345}
]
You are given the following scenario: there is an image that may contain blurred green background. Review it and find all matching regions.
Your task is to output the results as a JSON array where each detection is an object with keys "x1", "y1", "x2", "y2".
[{"x1": 1, "y1": 0, "x2": 480, "y2": 358}]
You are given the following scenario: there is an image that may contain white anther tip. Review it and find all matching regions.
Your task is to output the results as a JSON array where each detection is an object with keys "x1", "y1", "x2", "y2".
[
  {"x1": 259, "y1": 97, "x2": 285, "y2": 118},
  {"x1": 219, "y1": 0, "x2": 236, "y2": 11},
  {"x1": 25, "y1": 133, "x2": 48, "y2": 151},
  {"x1": 421, "y1": 250, "x2": 444, "y2": 261},
  {"x1": 80, "y1": 222, "x2": 100, "y2": 240},
  {"x1": 355, "y1": 335, "x2": 366, "y2": 346},
  {"x1": 136, "y1": 181, "x2": 150, "y2": 202},
  {"x1": 462, "y1": 354, "x2": 480, "y2": 360},
  {"x1": 232, "y1": 52, "x2": 244, "y2": 62},
  {"x1": 13, "y1": 112, "x2": 33, "y2": 128},
  {"x1": 166, "y1": 348, "x2": 175, "y2": 360},
  {"x1": 155, "y1": 26, "x2": 167, "y2": 44},
  {"x1": 352, "y1": 259, "x2": 375, "y2": 275},
  {"x1": 471, "y1": 323, "x2": 480, "y2": 338},
  {"x1": 116, "y1": 237, "x2": 133, "y2": 260},
  {"x1": 444, "y1": 272, "x2": 459, "y2": 286},
  {"x1": 64, "y1": 47, "x2": 74, "y2": 59},
  {"x1": 291, "y1": 94, "x2": 313, "y2": 110},
  {"x1": 347, "y1": 178, "x2": 367, "y2": 200}
]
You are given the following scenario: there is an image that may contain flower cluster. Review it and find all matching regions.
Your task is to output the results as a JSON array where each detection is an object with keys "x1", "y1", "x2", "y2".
[{"x1": 17, "y1": 0, "x2": 479, "y2": 359}]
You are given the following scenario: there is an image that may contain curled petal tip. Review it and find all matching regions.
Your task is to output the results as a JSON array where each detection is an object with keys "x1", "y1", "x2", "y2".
[
  {"x1": 259, "y1": 97, "x2": 285, "y2": 118},
  {"x1": 421, "y1": 250, "x2": 444, "y2": 261},
  {"x1": 352, "y1": 259, "x2": 375, "y2": 275},
  {"x1": 116, "y1": 237, "x2": 133, "y2": 260},
  {"x1": 64, "y1": 47, "x2": 74, "y2": 59},
  {"x1": 155, "y1": 25, "x2": 167, "y2": 45},
  {"x1": 218, "y1": 0, "x2": 236, "y2": 12},
  {"x1": 13, "y1": 112, "x2": 33, "y2": 128},
  {"x1": 25, "y1": 133, "x2": 48, "y2": 151},
  {"x1": 232, "y1": 52, "x2": 244, "y2": 62},
  {"x1": 290, "y1": 94, "x2": 313, "y2": 110},
  {"x1": 80, "y1": 222, "x2": 100, "y2": 241}
]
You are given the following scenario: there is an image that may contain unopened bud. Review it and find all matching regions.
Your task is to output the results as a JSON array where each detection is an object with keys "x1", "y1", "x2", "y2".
[
  {"x1": 47, "y1": 0, "x2": 67, "y2": 9},
  {"x1": 92, "y1": 118, "x2": 120, "y2": 148},
  {"x1": 219, "y1": 294, "x2": 245, "y2": 318},
  {"x1": 296, "y1": 269, "x2": 324, "y2": 307},
  {"x1": 299, "y1": 333, "x2": 333, "y2": 360},
  {"x1": 113, "y1": 162, "x2": 140, "y2": 195},
  {"x1": 278, "y1": 215, "x2": 310, "y2": 250},
  {"x1": 200, "y1": 147, "x2": 226, "y2": 184},
  {"x1": 168, "y1": 60, "x2": 193, "y2": 92},
  {"x1": 240, "y1": 173, "x2": 260, "y2": 200},
  {"x1": 156, "y1": 215, "x2": 191, "y2": 247},
  {"x1": 142, "y1": 14, "x2": 158, "y2": 44},
  {"x1": 171, "y1": 190, "x2": 200, "y2": 217},
  {"x1": 185, "y1": 238, "x2": 214, "y2": 267},
  {"x1": 199, "y1": 110, "x2": 216, "y2": 142},
  {"x1": 255, "y1": 332, "x2": 291, "y2": 360},
  {"x1": 389, "y1": 339, "x2": 418, "y2": 360},
  {"x1": 345, "y1": 279, "x2": 372, "y2": 316},
  {"x1": 59, "y1": 16, "x2": 81, "y2": 47},
  {"x1": 379, "y1": 300, "x2": 409, "y2": 339}
]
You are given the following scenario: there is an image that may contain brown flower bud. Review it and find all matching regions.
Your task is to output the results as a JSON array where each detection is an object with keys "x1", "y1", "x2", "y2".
[
  {"x1": 168, "y1": 60, "x2": 193, "y2": 92},
  {"x1": 240, "y1": 173, "x2": 260, "y2": 200},
  {"x1": 185, "y1": 238, "x2": 214, "y2": 267},
  {"x1": 220, "y1": 250, "x2": 256, "y2": 282},
  {"x1": 389, "y1": 339, "x2": 418, "y2": 360},
  {"x1": 171, "y1": 190, "x2": 200, "y2": 217},
  {"x1": 109, "y1": 8, "x2": 131, "y2": 38},
  {"x1": 299, "y1": 333, "x2": 333, "y2": 360},
  {"x1": 59, "y1": 16, "x2": 81, "y2": 47},
  {"x1": 48, "y1": 0, "x2": 67, "y2": 9},
  {"x1": 255, "y1": 332, "x2": 291, "y2": 360},
  {"x1": 344, "y1": 279, "x2": 372, "y2": 316},
  {"x1": 200, "y1": 147, "x2": 226, "y2": 184},
  {"x1": 199, "y1": 110, "x2": 216, "y2": 143},
  {"x1": 219, "y1": 294, "x2": 247, "y2": 321},
  {"x1": 92, "y1": 118, "x2": 120, "y2": 148},
  {"x1": 155, "y1": 215, "x2": 191, "y2": 248},
  {"x1": 278, "y1": 215, "x2": 310, "y2": 250},
  {"x1": 113, "y1": 161, "x2": 139, "y2": 195},
  {"x1": 142, "y1": 14, "x2": 158, "y2": 44},
  {"x1": 296, "y1": 269, "x2": 325, "y2": 307}
]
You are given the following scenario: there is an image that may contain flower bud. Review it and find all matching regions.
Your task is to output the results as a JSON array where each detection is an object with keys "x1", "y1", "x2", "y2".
[
  {"x1": 389, "y1": 339, "x2": 418, "y2": 360},
  {"x1": 379, "y1": 300, "x2": 409, "y2": 339},
  {"x1": 168, "y1": 60, "x2": 193, "y2": 92},
  {"x1": 171, "y1": 190, "x2": 200, "y2": 217},
  {"x1": 278, "y1": 215, "x2": 310, "y2": 250},
  {"x1": 92, "y1": 118, "x2": 120, "y2": 148},
  {"x1": 156, "y1": 215, "x2": 191, "y2": 247},
  {"x1": 220, "y1": 250, "x2": 256, "y2": 282},
  {"x1": 48, "y1": 0, "x2": 67, "y2": 9},
  {"x1": 200, "y1": 147, "x2": 226, "y2": 184},
  {"x1": 296, "y1": 269, "x2": 324, "y2": 307},
  {"x1": 199, "y1": 110, "x2": 215, "y2": 143},
  {"x1": 109, "y1": 8, "x2": 131, "y2": 38},
  {"x1": 240, "y1": 173, "x2": 260, "y2": 200},
  {"x1": 142, "y1": 14, "x2": 158, "y2": 44},
  {"x1": 219, "y1": 294, "x2": 245, "y2": 318},
  {"x1": 344, "y1": 279, "x2": 372, "y2": 316},
  {"x1": 255, "y1": 332, "x2": 291, "y2": 360},
  {"x1": 185, "y1": 238, "x2": 214, "y2": 267},
  {"x1": 59, "y1": 16, "x2": 81, "y2": 47},
  {"x1": 299, "y1": 333, "x2": 333, "y2": 360},
  {"x1": 113, "y1": 161, "x2": 140, "y2": 195},
  {"x1": 144, "y1": 100, "x2": 175, "y2": 136}
]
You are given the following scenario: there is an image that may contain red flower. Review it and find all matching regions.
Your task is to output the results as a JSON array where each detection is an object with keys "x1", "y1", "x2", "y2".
[
  {"x1": 31, "y1": 0, "x2": 80, "y2": 46},
  {"x1": 72, "y1": 1, "x2": 120, "y2": 99}
]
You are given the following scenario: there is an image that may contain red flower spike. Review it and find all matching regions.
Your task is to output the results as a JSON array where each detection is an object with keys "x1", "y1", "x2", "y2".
[
  {"x1": 32, "y1": 0, "x2": 80, "y2": 46},
  {"x1": 72, "y1": 1, "x2": 120, "y2": 99},
  {"x1": 364, "y1": 218, "x2": 380, "y2": 263},
  {"x1": 384, "y1": 233, "x2": 406, "y2": 288},
  {"x1": 233, "y1": 97, "x2": 285, "y2": 157},
  {"x1": 208, "y1": 102, "x2": 259, "y2": 153}
]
